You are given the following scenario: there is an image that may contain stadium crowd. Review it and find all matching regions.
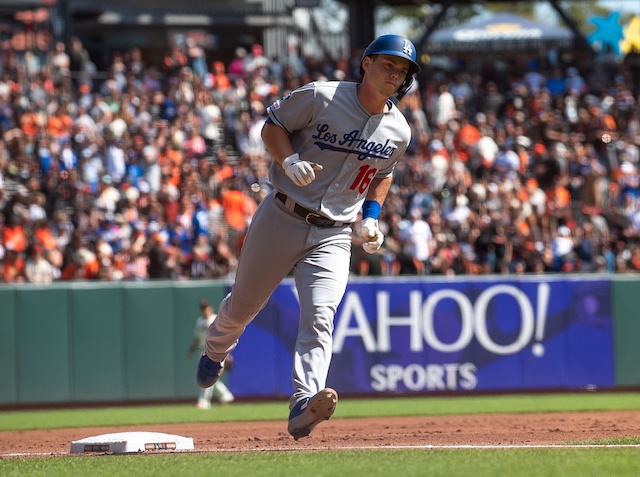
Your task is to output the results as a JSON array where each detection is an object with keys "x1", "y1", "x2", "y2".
[{"x1": 1, "y1": 35, "x2": 640, "y2": 283}]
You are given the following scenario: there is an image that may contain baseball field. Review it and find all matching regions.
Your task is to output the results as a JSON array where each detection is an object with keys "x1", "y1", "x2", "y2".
[{"x1": 1, "y1": 392, "x2": 639, "y2": 476}]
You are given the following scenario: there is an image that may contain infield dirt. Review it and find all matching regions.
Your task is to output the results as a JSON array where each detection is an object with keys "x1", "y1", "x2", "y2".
[{"x1": 1, "y1": 411, "x2": 639, "y2": 455}]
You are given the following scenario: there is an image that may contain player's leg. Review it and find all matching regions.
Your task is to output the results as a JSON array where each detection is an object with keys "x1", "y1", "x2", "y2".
[
  {"x1": 291, "y1": 227, "x2": 351, "y2": 400},
  {"x1": 287, "y1": 228, "x2": 351, "y2": 439},
  {"x1": 204, "y1": 193, "x2": 311, "y2": 362}
]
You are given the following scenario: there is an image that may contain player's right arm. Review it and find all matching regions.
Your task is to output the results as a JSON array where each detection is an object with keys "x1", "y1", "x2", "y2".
[
  {"x1": 262, "y1": 121, "x2": 323, "y2": 187},
  {"x1": 261, "y1": 122, "x2": 295, "y2": 167}
]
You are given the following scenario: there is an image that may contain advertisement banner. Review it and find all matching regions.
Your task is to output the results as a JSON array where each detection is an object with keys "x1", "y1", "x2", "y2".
[{"x1": 230, "y1": 277, "x2": 614, "y2": 397}]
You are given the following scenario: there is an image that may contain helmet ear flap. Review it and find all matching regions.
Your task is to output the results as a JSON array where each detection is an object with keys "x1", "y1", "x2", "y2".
[{"x1": 396, "y1": 76, "x2": 414, "y2": 101}]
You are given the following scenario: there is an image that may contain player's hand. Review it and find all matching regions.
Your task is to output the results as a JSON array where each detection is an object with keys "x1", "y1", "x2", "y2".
[
  {"x1": 361, "y1": 218, "x2": 384, "y2": 254},
  {"x1": 283, "y1": 153, "x2": 323, "y2": 187}
]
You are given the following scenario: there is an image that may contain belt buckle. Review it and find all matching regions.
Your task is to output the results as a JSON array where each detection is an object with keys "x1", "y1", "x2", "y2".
[{"x1": 305, "y1": 212, "x2": 322, "y2": 225}]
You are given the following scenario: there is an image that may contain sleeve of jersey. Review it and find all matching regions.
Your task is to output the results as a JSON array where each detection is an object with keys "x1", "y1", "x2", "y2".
[
  {"x1": 374, "y1": 140, "x2": 408, "y2": 178},
  {"x1": 266, "y1": 83, "x2": 317, "y2": 135},
  {"x1": 376, "y1": 109, "x2": 411, "y2": 178}
]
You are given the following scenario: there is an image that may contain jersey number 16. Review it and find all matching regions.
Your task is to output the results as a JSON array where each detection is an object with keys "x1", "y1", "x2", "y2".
[{"x1": 350, "y1": 165, "x2": 378, "y2": 194}]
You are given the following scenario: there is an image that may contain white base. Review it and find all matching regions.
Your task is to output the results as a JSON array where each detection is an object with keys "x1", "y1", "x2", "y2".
[{"x1": 70, "y1": 431, "x2": 194, "y2": 454}]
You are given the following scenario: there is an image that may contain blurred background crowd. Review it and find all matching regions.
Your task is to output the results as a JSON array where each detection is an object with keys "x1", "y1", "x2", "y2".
[{"x1": 1, "y1": 36, "x2": 639, "y2": 283}]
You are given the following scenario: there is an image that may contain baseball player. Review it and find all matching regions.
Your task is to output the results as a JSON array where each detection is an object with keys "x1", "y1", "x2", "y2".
[
  {"x1": 188, "y1": 300, "x2": 234, "y2": 409},
  {"x1": 197, "y1": 34, "x2": 420, "y2": 439}
]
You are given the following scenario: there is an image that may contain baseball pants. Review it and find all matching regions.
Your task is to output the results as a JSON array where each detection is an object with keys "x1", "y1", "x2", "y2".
[{"x1": 205, "y1": 191, "x2": 352, "y2": 407}]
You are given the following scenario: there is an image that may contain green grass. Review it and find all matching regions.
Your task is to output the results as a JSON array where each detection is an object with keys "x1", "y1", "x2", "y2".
[
  {"x1": 1, "y1": 392, "x2": 640, "y2": 477},
  {"x1": 566, "y1": 436, "x2": 640, "y2": 445},
  {"x1": 1, "y1": 449, "x2": 640, "y2": 477},
  {"x1": 1, "y1": 392, "x2": 640, "y2": 432}
]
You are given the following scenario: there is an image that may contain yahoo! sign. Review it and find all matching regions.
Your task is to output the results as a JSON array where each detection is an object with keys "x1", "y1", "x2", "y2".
[
  {"x1": 230, "y1": 277, "x2": 614, "y2": 397},
  {"x1": 334, "y1": 284, "x2": 551, "y2": 355},
  {"x1": 328, "y1": 278, "x2": 614, "y2": 393}
]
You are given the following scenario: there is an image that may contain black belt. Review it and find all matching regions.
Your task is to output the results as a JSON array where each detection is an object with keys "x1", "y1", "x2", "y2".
[{"x1": 275, "y1": 192, "x2": 346, "y2": 228}]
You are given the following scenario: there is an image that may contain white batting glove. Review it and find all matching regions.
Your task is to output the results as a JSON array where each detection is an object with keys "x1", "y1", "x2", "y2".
[
  {"x1": 282, "y1": 153, "x2": 323, "y2": 187},
  {"x1": 361, "y1": 218, "x2": 384, "y2": 254}
]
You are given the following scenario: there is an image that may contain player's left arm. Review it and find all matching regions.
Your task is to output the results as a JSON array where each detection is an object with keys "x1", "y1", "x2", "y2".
[
  {"x1": 360, "y1": 175, "x2": 392, "y2": 253},
  {"x1": 365, "y1": 175, "x2": 392, "y2": 205}
]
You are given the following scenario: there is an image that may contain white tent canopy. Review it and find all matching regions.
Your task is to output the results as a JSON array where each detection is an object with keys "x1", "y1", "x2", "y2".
[{"x1": 425, "y1": 12, "x2": 574, "y2": 54}]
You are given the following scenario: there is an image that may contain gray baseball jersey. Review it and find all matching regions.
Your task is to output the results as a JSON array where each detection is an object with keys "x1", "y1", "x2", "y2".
[
  {"x1": 205, "y1": 79, "x2": 412, "y2": 409},
  {"x1": 267, "y1": 81, "x2": 411, "y2": 222}
]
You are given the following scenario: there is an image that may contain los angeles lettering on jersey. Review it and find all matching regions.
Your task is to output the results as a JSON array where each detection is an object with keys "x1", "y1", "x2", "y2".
[{"x1": 312, "y1": 123, "x2": 397, "y2": 161}]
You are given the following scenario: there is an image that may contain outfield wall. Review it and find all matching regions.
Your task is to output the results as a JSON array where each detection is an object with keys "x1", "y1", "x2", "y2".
[{"x1": 0, "y1": 275, "x2": 638, "y2": 406}]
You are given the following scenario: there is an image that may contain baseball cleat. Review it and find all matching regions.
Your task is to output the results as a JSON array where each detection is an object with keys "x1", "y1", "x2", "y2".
[
  {"x1": 287, "y1": 388, "x2": 338, "y2": 440},
  {"x1": 196, "y1": 353, "x2": 224, "y2": 388}
]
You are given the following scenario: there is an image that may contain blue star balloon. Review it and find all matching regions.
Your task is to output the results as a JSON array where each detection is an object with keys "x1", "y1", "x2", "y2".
[{"x1": 588, "y1": 12, "x2": 624, "y2": 55}]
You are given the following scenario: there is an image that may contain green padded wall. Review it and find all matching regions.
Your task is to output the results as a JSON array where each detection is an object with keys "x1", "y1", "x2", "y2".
[
  {"x1": 0, "y1": 280, "x2": 229, "y2": 406},
  {"x1": 0, "y1": 288, "x2": 17, "y2": 404},
  {"x1": 70, "y1": 284, "x2": 125, "y2": 402},
  {"x1": 612, "y1": 277, "x2": 640, "y2": 386},
  {"x1": 122, "y1": 283, "x2": 179, "y2": 399},
  {"x1": 16, "y1": 286, "x2": 71, "y2": 403}
]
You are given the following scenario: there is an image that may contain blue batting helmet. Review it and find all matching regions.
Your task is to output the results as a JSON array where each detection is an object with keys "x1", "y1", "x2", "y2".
[{"x1": 359, "y1": 34, "x2": 421, "y2": 100}]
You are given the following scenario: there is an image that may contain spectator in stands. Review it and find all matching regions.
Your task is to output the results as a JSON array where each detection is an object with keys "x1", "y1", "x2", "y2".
[
  {"x1": 434, "y1": 83, "x2": 457, "y2": 130},
  {"x1": 399, "y1": 208, "x2": 434, "y2": 275},
  {"x1": 227, "y1": 47, "x2": 247, "y2": 82},
  {"x1": 186, "y1": 38, "x2": 208, "y2": 79},
  {"x1": 25, "y1": 243, "x2": 58, "y2": 283}
]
